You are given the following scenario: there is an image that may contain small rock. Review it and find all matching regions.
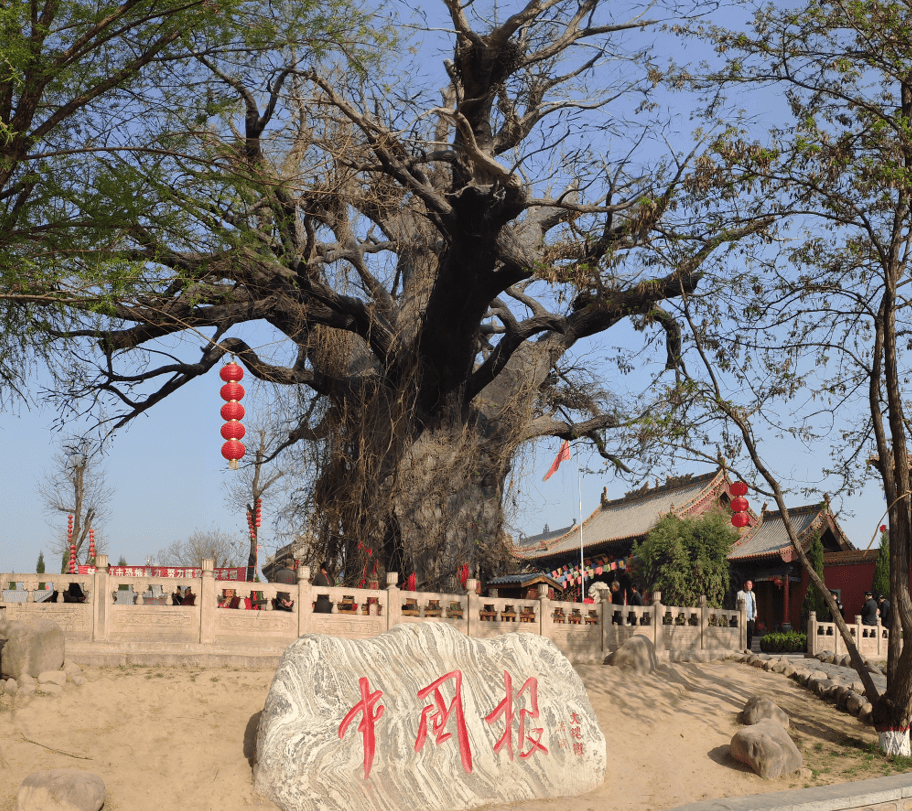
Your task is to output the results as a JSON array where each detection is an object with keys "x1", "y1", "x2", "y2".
[
  {"x1": 71, "y1": 674, "x2": 86, "y2": 687},
  {"x1": 770, "y1": 659, "x2": 788, "y2": 674},
  {"x1": 838, "y1": 654, "x2": 852, "y2": 668},
  {"x1": 782, "y1": 664, "x2": 797, "y2": 678},
  {"x1": 18, "y1": 673, "x2": 36, "y2": 688},
  {"x1": 798, "y1": 767, "x2": 814, "y2": 780},
  {"x1": 809, "y1": 670, "x2": 829, "y2": 683},
  {"x1": 762, "y1": 659, "x2": 776, "y2": 671},
  {"x1": 833, "y1": 685, "x2": 851, "y2": 708},
  {"x1": 859, "y1": 703, "x2": 874, "y2": 725},
  {"x1": 730, "y1": 719, "x2": 803, "y2": 779},
  {"x1": 37, "y1": 682, "x2": 63, "y2": 696},
  {"x1": 3, "y1": 678, "x2": 18, "y2": 695},
  {"x1": 17, "y1": 768, "x2": 105, "y2": 811},
  {"x1": 822, "y1": 652, "x2": 837, "y2": 664},
  {"x1": 18, "y1": 681, "x2": 36, "y2": 696},
  {"x1": 846, "y1": 693, "x2": 866, "y2": 716},
  {"x1": 740, "y1": 696, "x2": 790, "y2": 728},
  {"x1": 64, "y1": 661, "x2": 82, "y2": 676},
  {"x1": 38, "y1": 670, "x2": 67, "y2": 686}
]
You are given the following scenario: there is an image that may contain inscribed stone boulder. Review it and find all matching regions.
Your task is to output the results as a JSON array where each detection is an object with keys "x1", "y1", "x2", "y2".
[
  {"x1": 17, "y1": 769, "x2": 105, "y2": 811},
  {"x1": 255, "y1": 621, "x2": 606, "y2": 811},
  {"x1": 739, "y1": 696, "x2": 789, "y2": 728},
  {"x1": 0, "y1": 617, "x2": 64, "y2": 680}
]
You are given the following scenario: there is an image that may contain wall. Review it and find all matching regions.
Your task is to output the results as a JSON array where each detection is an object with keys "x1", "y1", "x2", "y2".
[{"x1": 0, "y1": 557, "x2": 747, "y2": 664}]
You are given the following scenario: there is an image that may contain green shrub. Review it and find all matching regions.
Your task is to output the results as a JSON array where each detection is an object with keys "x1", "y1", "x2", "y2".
[{"x1": 760, "y1": 631, "x2": 807, "y2": 653}]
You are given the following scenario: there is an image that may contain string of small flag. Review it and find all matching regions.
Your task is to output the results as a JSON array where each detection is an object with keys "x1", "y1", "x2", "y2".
[{"x1": 547, "y1": 556, "x2": 633, "y2": 586}]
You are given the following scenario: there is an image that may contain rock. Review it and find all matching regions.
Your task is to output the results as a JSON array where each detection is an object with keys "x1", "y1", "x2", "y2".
[
  {"x1": 838, "y1": 654, "x2": 852, "y2": 668},
  {"x1": 815, "y1": 651, "x2": 834, "y2": 661},
  {"x1": 64, "y1": 661, "x2": 82, "y2": 676},
  {"x1": 17, "y1": 769, "x2": 105, "y2": 811},
  {"x1": 38, "y1": 670, "x2": 67, "y2": 686},
  {"x1": 740, "y1": 696, "x2": 790, "y2": 728},
  {"x1": 18, "y1": 681, "x2": 36, "y2": 696},
  {"x1": 809, "y1": 670, "x2": 829, "y2": 683},
  {"x1": 729, "y1": 719, "x2": 803, "y2": 779},
  {"x1": 71, "y1": 675, "x2": 86, "y2": 687},
  {"x1": 750, "y1": 656, "x2": 767, "y2": 668},
  {"x1": 0, "y1": 617, "x2": 64, "y2": 680},
  {"x1": 38, "y1": 682, "x2": 63, "y2": 696},
  {"x1": 3, "y1": 677, "x2": 17, "y2": 694},
  {"x1": 762, "y1": 659, "x2": 776, "y2": 671},
  {"x1": 255, "y1": 622, "x2": 606, "y2": 811},
  {"x1": 770, "y1": 659, "x2": 788, "y2": 674},
  {"x1": 798, "y1": 767, "x2": 814, "y2": 780},
  {"x1": 782, "y1": 664, "x2": 796, "y2": 678},
  {"x1": 846, "y1": 693, "x2": 866, "y2": 716},
  {"x1": 605, "y1": 637, "x2": 658, "y2": 676},
  {"x1": 834, "y1": 685, "x2": 851, "y2": 709},
  {"x1": 859, "y1": 703, "x2": 874, "y2": 725},
  {"x1": 822, "y1": 652, "x2": 837, "y2": 664}
]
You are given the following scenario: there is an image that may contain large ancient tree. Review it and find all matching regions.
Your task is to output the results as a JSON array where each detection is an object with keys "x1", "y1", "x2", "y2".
[{"x1": 8, "y1": 0, "x2": 767, "y2": 587}]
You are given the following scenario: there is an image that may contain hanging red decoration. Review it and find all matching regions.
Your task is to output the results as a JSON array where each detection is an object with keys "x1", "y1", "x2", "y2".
[
  {"x1": 731, "y1": 512, "x2": 750, "y2": 528},
  {"x1": 406, "y1": 573, "x2": 416, "y2": 592},
  {"x1": 220, "y1": 361, "x2": 246, "y2": 469},
  {"x1": 730, "y1": 496, "x2": 749, "y2": 513},
  {"x1": 730, "y1": 481, "x2": 748, "y2": 497},
  {"x1": 880, "y1": 525, "x2": 888, "y2": 533},
  {"x1": 69, "y1": 541, "x2": 76, "y2": 573},
  {"x1": 89, "y1": 528, "x2": 96, "y2": 561},
  {"x1": 255, "y1": 498, "x2": 262, "y2": 527},
  {"x1": 458, "y1": 564, "x2": 469, "y2": 590}
]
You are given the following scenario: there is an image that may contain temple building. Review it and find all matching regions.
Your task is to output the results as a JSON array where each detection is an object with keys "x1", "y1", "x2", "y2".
[{"x1": 514, "y1": 469, "x2": 857, "y2": 632}]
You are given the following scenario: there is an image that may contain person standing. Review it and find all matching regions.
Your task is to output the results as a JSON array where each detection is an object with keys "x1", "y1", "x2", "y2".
[
  {"x1": 312, "y1": 561, "x2": 334, "y2": 614},
  {"x1": 861, "y1": 591, "x2": 879, "y2": 626},
  {"x1": 878, "y1": 594, "x2": 892, "y2": 627},
  {"x1": 736, "y1": 579, "x2": 757, "y2": 652}
]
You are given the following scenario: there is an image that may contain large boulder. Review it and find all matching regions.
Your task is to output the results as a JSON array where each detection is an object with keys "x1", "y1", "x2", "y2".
[
  {"x1": 740, "y1": 696, "x2": 790, "y2": 728},
  {"x1": 730, "y1": 719, "x2": 803, "y2": 779},
  {"x1": 17, "y1": 769, "x2": 105, "y2": 811},
  {"x1": 255, "y1": 622, "x2": 606, "y2": 811},
  {"x1": 604, "y1": 636, "x2": 658, "y2": 675},
  {"x1": 0, "y1": 617, "x2": 64, "y2": 680}
]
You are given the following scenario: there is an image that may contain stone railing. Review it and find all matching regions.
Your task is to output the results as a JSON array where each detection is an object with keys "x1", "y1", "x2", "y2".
[
  {"x1": 0, "y1": 557, "x2": 746, "y2": 664},
  {"x1": 808, "y1": 611, "x2": 889, "y2": 658}
]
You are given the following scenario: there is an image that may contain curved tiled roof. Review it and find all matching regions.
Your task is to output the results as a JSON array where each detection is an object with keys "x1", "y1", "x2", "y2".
[
  {"x1": 727, "y1": 504, "x2": 854, "y2": 562},
  {"x1": 515, "y1": 523, "x2": 577, "y2": 549},
  {"x1": 515, "y1": 470, "x2": 733, "y2": 562}
]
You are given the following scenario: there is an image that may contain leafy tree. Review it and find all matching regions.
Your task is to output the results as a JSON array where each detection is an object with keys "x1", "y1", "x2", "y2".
[
  {"x1": 873, "y1": 529, "x2": 890, "y2": 603},
  {"x1": 656, "y1": 0, "x2": 912, "y2": 754},
  {"x1": 36, "y1": 552, "x2": 45, "y2": 575},
  {"x1": 632, "y1": 512, "x2": 734, "y2": 607},
  {"x1": 154, "y1": 528, "x2": 245, "y2": 569},
  {"x1": 37, "y1": 436, "x2": 113, "y2": 570},
  {"x1": 10, "y1": 0, "x2": 766, "y2": 588},
  {"x1": 801, "y1": 531, "x2": 828, "y2": 628}
]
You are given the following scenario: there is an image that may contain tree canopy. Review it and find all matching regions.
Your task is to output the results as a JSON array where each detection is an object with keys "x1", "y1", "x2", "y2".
[
  {"x1": 632, "y1": 511, "x2": 734, "y2": 607},
  {"x1": 2, "y1": 0, "x2": 768, "y2": 587}
]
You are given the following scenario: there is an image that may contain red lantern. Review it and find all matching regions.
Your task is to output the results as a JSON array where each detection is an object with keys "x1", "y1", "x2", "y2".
[
  {"x1": 220, "y1": 401, "x2": 245, "y2": 421},
  {"x1": 220, "y1": 361, "x2": 246, "y2": 469},
  {"x1": 730, "y1": 496, "x2": 749, "y2": 513},
  {"x1": 221, "y1": 421, "x2": 246, "y2": 441},
  {"x1": 730, "y1": 481, "x2": 748, "y2": 497},
  {"x1": 89, "y1": 529, "x2": 96, "y2": 561},
  {"x1": 220, "y1": 363, "x2": 244, "y2": 383},
  {"x1": 731, "y1": 512, "x2": 750, "y2": 528},
  {"x1": 69, "y1": 542, "x2": 76, "y2": 573}
]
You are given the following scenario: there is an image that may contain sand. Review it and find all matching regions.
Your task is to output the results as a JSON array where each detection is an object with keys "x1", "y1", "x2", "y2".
[{"x1": 0, "y1": 658, "x2": 881, "y2": 811}]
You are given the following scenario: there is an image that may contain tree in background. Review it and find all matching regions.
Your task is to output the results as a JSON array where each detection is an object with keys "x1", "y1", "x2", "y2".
[
  {"x1": 36, "y1": 436, "x2": 114, "y2": 571},
  {"x1": 155, "y1": 528, "x2": 245, "y2": 569},
  {"x1": 632, "y1": 512, "x2": 734, "y2": 607},
  {"x1": 801, "y1": 531, "x2": 828, "y2": 628},
  {"x1": 36, "y1": 551, "x2": 45, "y2": 590},
  {"x1": 873, "y1": 528, "x2": 891, "y2": 602}
]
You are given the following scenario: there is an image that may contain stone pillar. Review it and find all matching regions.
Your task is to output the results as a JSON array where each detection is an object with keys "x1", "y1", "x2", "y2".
[
  {"x1": 808, "y1": 611, "x2": 817, "y2": 656},
  {"x1": 652, "y1": 591, "x2": 664, "y2": 656},
  {"x1": 93, "y1": 555, "x2": 110, "y2": 642},
  {"x1": 199, "y1": 558, "x2": 216, "y2": 644},
  {"x1": 386, "y1": 573, "x2": 401, "y2": 630},
  {"x1": 699, "y1": 595, "x2": 708, "y2": 651},
  {"x1": 297, "y1": 566, "x2": 312, "y2": 636},
  {"x1": 737, "y1": 597, "x2": 746, "y2": 652},
  {"x1": 600, "y1": 590, "x2": 613, "y2": 653}
]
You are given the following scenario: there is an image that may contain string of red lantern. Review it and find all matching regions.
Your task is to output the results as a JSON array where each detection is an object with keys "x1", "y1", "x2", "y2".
[
  {"x1": 67, "y1": 515, "x2": 75, "y2": 573},
  {"x1": 89, "y1": 528, "x2": 96, "y2": 563},
  {"x1": 730, "y1": 481, "x2": 750, "y2": 528},
  {"x1": 220, "y1": 362, "x2": 246, "y2": 469}
]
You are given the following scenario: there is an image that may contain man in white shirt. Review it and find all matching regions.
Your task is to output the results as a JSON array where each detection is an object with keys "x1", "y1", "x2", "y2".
[{"x1": 736, "y1": 579, "x2": 758, "y2": 652}]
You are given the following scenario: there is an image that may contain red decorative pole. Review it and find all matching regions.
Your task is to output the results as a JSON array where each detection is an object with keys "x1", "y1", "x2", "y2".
[
  {"x1": 67, "y1": 515, "x2": 75, "y2": 573},
  {"x1": 220, "y1": 362, "x2": 246, "y2": 470},
  {"x1": 89, "y1": 528, "x2": 96, "y2": 563}
]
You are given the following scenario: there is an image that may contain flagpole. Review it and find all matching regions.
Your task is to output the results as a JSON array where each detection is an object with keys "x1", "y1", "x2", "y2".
[{"x1": 577, "y1": 443, "x2": 584, "y2": 601}]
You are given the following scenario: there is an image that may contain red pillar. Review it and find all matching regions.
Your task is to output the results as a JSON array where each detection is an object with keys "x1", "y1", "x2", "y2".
[{"x1": 783, "y1": 574, "x2": 790, "y2": 626}]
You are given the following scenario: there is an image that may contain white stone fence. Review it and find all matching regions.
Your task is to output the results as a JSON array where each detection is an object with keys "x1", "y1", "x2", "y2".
[
  {"x1": 808, "y1": 611, "x2": 890, "y2": 658},
  {"x1": 0, "y1": 556, "x2": 747, "y2": 663}
]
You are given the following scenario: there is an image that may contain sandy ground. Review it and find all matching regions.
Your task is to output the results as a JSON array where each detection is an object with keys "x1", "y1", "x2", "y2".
[{"x1": 0, "y1": 658, "x2": 889, "y2": 811}]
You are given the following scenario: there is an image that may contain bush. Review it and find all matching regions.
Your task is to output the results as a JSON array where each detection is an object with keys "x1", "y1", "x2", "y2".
[{"x1": 760, "y1": 631, "x2": 807, "y2": 653}]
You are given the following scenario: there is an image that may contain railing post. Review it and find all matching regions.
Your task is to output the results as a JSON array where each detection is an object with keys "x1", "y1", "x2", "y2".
[
  {"x1": 93, "y1": 555, "x2": 110, "y2": 642},
  {"x1": 297, "y1": 566, "x2": 312, "y2": 636},
  {"x1": 699, "y1": 595, "x2": 708, "y2": 651},
  {"x1": 808, "y1": 610, "x2": 817, "y2": 655},
  {"x1": 652, "y1": 591, "x2": 664, "y2": 657},
  {"x1": 200, "y1": 559, "x2": 216, "y2": 643},
  {"x1": 386, "y1": 573, "x2": 401, "y2": 629},
  {"x1": 465, "y1": 579, "x2": 479, "y2": 638},
  {"x1": 600, "y1": 590, "x2": 613, "y2": 654},
  {"x1": 538, "y1": 584, "x2": 551, "y2": 640}
]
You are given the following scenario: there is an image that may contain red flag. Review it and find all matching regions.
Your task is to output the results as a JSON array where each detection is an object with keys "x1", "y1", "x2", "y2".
[{"x1": 542, "y1": 440, "x2": 571, "y2": 481}]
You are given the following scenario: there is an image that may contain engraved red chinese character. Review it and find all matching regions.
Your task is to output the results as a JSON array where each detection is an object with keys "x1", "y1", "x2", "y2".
[
  {"x1": 573, "y1": 742, "x2": 584, "y2": 756},
  {"x1": 485, "y1": 670, "x2": 548, "y2": 760},
  {"x1": 415, "y1": 670, "x2": 473, "y2": 773},
  {"x1": 339, "y1": 677, "x2": 385, "y2": 778}
]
